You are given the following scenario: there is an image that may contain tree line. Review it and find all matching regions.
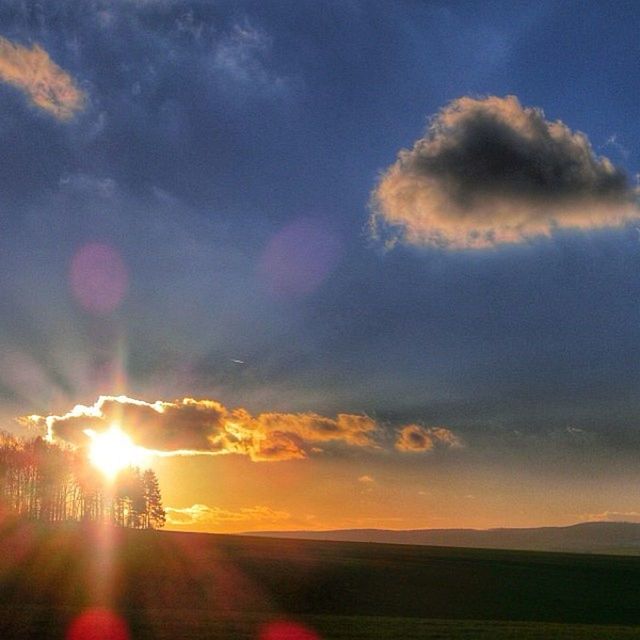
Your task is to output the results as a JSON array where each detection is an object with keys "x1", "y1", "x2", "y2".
[{"x1": 0, "y1": 433, "x2": 165, "y2": 529}]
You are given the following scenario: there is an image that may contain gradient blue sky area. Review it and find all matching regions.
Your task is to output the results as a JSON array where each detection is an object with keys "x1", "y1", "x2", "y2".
[{"x1": 3, "y1": 0, "x2": 640, "y2": 528}]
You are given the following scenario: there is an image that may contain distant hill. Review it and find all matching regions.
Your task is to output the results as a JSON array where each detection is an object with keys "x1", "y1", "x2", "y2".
[{"x1": 245, "y1": 521, "x2": 640, "y2": 555}]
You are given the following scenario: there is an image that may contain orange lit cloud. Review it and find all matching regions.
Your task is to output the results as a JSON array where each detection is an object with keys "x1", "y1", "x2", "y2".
[
  {"x1": 395, "y1": 424, "x2": 463, "y2": 452},
  {"x1": 25, "y1": 395, "x2": 380, "y2": 462},
  {"x1": 165, "y1": 503, "x2": 291, "y2": 526},
  {"x1": 249, "y1": 411, "x2": 378, "y2": 448},
  {"x1": 371, "y1": 95, "x2": 639, "y2": 249},
  {"x1": 0, "y1": 36, "x2": 85, "y2": 120}
]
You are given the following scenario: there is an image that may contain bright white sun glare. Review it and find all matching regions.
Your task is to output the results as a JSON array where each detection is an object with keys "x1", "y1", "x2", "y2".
[{"x1": 84, "y1": 424, "x2": 148, "y2": 479}]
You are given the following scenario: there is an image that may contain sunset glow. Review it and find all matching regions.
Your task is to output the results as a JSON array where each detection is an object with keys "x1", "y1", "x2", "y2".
[
  {"x1": 3, "y1": 0, "x2": 640, "y2": 537},
  {"x1": 85, "y1": 425, "x2": 148, "y2": 480}
]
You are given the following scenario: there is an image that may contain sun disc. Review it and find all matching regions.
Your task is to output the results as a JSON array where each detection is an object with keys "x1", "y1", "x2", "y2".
[{"x1": 85, "y1": 425, "x2": 147, "y2": 479}]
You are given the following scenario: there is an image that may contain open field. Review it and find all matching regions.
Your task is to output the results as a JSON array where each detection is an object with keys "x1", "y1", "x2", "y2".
[
  {"x1": 4, "y1": 609, "x2": 640, "y2": 639},
  {"x1": 3, "y1": 520, "x2": 640, "y2": 638}
]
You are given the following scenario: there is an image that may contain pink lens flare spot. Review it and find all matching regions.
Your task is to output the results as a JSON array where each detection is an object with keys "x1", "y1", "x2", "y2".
[
  {"x1": 70, "y1": 243, "x2": 128, "y2": 314},
  {"x1": 260, "y1": 217, "x2": 341, "y2": 296},
  {"x1": 66, "y1": 608, "x2": 130, "y2": 640},
  {"x1": 259, "y1": 621, "x2": 321, "y2": 640}
]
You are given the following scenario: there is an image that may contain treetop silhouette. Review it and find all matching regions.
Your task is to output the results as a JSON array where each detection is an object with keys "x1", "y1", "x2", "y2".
[{"x1": 0, "y1": 432, "x2": 165, "y2": 529}]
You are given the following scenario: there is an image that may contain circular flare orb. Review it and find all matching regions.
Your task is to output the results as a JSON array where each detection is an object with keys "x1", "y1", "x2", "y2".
[
  {"x1": 70, "y1": 243, "x2": 128, "y2": 314},
  {"x1": 67, "y1": 608, "x2": 130, "y2": 640}
]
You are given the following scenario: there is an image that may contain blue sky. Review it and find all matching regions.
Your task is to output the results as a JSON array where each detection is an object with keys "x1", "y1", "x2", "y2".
[{"x1": 3, "y1": 0, "x2": 640, "y2": 529}]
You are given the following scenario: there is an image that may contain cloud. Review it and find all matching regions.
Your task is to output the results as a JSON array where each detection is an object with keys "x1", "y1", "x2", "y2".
[
  {"x1": 358, "y1": 475, "x2": 375, "y2": 483},
  {"x1": 371, "y1": 95, "x2": 639, "y2": 249},
  {"x1": 211, "y1": 22, "x2": 291, "y2": 96},
  {"x1": 165, "y1": 503, "x2": 290, "y2": 526},
  {"x1": 29, "y1": 396, "x2": 227, "y2": 452},
  {"x1": 579, "y1": 510, "x2": 640, "y2": 524},
  {"x1": 0, "y1": 37, "x2": 85, "y2": 120},
  {"x1": 250, "y1": 411, "x2": 378, "y2": 448},
  {"x1": 395, "y1": 424, "x2": 463, "y2": 452},
  {"x1": 25, "y1": 395, "x2": 379, "y2": 462}
]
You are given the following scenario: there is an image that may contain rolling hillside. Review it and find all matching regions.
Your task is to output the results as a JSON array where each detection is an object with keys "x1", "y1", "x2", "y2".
[{"x1": 247, "y1": 521, "x2": 640, "y2": 555}]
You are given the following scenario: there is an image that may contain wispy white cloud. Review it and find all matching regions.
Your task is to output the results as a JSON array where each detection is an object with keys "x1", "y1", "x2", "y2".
[{"x1": 211, "y1": 22, "x2": 291, "y2": 96}]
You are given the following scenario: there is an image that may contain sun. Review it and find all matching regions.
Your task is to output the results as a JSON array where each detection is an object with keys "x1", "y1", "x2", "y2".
[{"x1": 84, "y1": 425, "x2": 148, "y2": 479}]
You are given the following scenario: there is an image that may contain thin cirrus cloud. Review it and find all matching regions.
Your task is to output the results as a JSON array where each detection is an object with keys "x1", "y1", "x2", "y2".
[
  {"x1": 395, "y1": 424, "x2": 463, "y2": 452},
  {"x1": 0, "y1": 36, "x2": 85, "y2": 120},
  {"x1": 371, "y1": 95, "x2": 639, "y2": 249},
  {"x1": 25, "y1": 395, "x2": 463, "y2": 461}
]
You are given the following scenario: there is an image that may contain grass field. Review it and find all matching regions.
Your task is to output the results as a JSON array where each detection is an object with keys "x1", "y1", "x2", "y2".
[
  {"x1": 3, "y1": 519, "x2": 640, "y2": 638},
  {"x1": 4, "y1": 609, "x2": 640, "y2": 639}
]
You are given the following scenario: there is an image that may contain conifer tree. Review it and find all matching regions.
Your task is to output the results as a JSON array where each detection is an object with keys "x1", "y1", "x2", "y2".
[{"x1": 143, "y1": 469, "x2": 166, "y2": 529}]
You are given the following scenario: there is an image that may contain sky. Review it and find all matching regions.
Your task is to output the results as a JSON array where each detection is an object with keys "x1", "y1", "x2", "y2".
[{"x1": 3, "y1": 0, "x2": 640, "y2": 532}]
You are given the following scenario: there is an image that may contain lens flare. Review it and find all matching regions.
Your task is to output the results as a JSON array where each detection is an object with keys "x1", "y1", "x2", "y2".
[
  {"x1": 259, "y1": 217, "x2": 341, "y2": 296},
  {"x1": 70, "y1": 243, "x2": 128, "y2": 314},
  {"x1": 260, "y1": 620, "x2": 321, "y2": 640},
  {"x1": 66, "y1": 608, "x2": 129, "y2": 640}
]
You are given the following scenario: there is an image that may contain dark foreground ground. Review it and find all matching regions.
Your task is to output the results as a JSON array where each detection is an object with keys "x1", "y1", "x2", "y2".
[{"x1": 2, "y1": 519, "x2": 640, "y2": 638}]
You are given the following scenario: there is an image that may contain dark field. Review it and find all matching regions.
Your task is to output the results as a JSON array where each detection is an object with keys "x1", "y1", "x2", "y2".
[{"x1": 3, "y1": 520, "x2": 640, "y2": 638}]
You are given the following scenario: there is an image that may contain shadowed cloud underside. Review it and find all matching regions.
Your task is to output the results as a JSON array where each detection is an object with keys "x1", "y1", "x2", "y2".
[{"x1": 371, "y1": 95, "x2": 639, "y2": 249}]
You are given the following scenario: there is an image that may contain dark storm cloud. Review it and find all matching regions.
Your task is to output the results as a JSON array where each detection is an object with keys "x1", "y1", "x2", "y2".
[{"x1": 372, "y1": 95, "x2": 639, "y2": 249}]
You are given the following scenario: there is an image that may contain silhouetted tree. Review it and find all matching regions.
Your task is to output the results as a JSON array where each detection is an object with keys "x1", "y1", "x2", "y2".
[
  {"x1": 0, "y1": 434, "x2": 166, "y2": 529},
  {"x1": 143, "y1": 469, "x2": 165, "y2": 529},
  {"x1": 112, "y1": 467, "x2": 146, "y2": 528}
]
